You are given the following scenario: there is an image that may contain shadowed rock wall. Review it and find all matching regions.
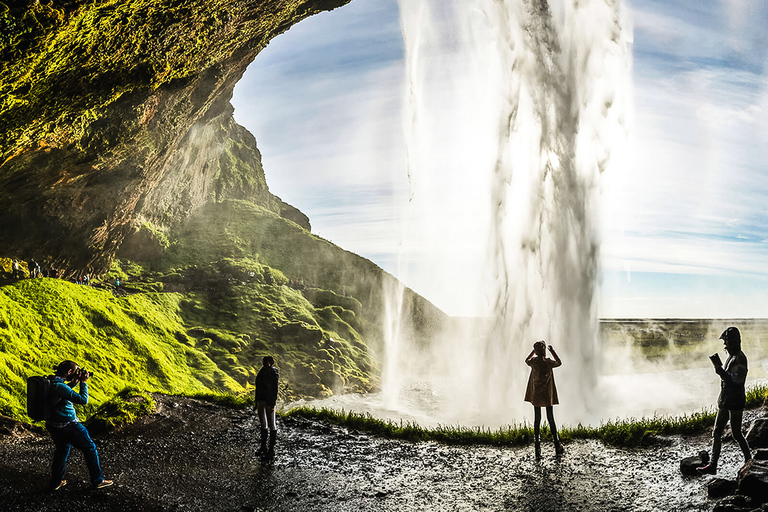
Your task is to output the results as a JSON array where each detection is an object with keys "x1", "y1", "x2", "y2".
[{"x1": 0, "y1": 0, "x2": 346, "y2": 274}]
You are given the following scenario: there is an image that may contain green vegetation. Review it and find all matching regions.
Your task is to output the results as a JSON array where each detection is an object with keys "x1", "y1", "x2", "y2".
[
  {"x1": 0, "y1": 278, "x2": 240, "y2": 423},
  {"x1": 0, "y1": 0, "x2": 347, "y2": 162},
  {"x1": 85, "y1": 387, "x2": 155, "y2": 434},
  {"x1": 0, "y1": 200, "x2": 394, "y2": 426},
  {"x1": 287, "y1": 383, "x2": 768, "y2": 448},
  {"x1": 600, "y1": 319, "x2": 768, "y2": 372}
]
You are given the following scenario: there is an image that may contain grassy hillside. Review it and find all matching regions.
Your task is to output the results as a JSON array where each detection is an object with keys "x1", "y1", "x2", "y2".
[
  {"x1": 0, "y1": 201, "x2": 392, "y2": 424},
  {"x1": 0, "y1": 278, "x2": 239, "y2": 422},
  {"x1": 0, "y1": 200, "x2": 446, "y2": 427}
]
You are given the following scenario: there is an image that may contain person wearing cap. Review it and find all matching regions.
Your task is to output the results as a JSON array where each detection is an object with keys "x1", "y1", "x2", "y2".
[{"x1": 697, "y1": 327, "x2": 752, "y2": 474}]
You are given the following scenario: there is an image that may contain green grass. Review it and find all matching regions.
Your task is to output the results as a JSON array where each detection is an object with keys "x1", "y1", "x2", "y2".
[
  {"x1": 85, "y1": 386, "x2": 155, "y2": 434},
  {"x1": 0, "y1": 278, "x2": 241, "y2": 422},
  {"x1": 286, "y1": 383, "x2": 768, "y2": 448},
  {"x1": 0, "y1": 253, "x2": 379, "y2": 423}
]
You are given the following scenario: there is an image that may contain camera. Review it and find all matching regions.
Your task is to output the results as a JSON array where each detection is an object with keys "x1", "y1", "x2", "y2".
[{"x1": 76, "y1": 368, "x2": 94, "y2": 379}]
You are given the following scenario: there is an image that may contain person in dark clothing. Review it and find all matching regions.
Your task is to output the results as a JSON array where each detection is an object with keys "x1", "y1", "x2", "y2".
[
  {"x1": 254, "y1": 356, "x2": 279, "y2": 458},
  {"x1": 524, "y1": 340, "x2": 564, "y2": 458},
  {"x1": 698, "y1": 327, "x2": 752, "y2": 474},
  {"x1": 47, "y1": 360, "x2": 113, "y2": 490}
]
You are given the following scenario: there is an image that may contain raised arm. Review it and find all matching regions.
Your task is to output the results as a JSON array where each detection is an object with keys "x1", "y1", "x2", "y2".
[{"x1": 548, "y1": 345, "x2": 562, "y2": 367}]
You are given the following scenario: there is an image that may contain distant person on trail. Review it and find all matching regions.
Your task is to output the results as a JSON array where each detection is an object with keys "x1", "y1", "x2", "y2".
[
  {"x1": 524, "y1": 340, "x2": 564, "y2": 458},
  {"x1": 697, "y1": 327, "x2": 752, "y2": 474},
  {"x1": 254, "y1": 355, "x2": 279, "y2": 458},
  {"x1": 46, "y1": 360, "x2": 113, "y2": 490},
  {"x1": 11, "y1": 259, "x2": 21, "y2": 279}
]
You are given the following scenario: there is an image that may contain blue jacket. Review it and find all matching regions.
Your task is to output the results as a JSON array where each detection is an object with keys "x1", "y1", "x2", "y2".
[{"x1": 48, "y1": 376, "x2": 89, "y2": 424}]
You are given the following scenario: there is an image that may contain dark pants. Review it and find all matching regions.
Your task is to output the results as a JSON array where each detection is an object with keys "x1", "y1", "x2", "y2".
[
  {"x1": 47, "y1": 422, "x2": 104, "y2": 487},
  {"x1": 533, "y1": 406, "x2": 559, "y2": 439},
  {"x1": 711, "y1": 407, "x2": 751, "y2": 465}
]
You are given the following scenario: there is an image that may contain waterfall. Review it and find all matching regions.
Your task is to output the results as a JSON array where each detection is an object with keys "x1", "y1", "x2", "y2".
[{"x1": 391, "y1": 0, "x2": 631, "y2": 426}]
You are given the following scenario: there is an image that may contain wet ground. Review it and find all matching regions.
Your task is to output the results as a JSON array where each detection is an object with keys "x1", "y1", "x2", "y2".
[{"x1": 0, "y1": 395, "x2": 752, "y2": 511}]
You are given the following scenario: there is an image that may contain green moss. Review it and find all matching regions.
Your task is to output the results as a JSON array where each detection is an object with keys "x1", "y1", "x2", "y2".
[
  {"x1": 1, "y1": 0, "x2": 350, "y2": 161},
  {"x1": 85, "y1": 386, "x2": 155, "y2": 432},
  {"x1": 0, "y1": 278, "x2": 240, "y2": 423}
]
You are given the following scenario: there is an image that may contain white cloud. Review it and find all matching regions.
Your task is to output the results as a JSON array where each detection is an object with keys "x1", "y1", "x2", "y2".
[{"x1": 231, "y1": 0, "x2": 768, "y2": 318}]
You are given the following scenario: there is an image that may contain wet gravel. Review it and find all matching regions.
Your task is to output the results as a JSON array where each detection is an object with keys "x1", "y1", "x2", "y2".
[{"x1": 0, "y1": 395, "x2": 754, "y2": 511}]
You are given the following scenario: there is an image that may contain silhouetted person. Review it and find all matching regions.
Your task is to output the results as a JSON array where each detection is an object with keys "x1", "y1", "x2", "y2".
[
  {"x1": 254, "y1": 356, "x2": 279, "y2": 458},
  {"x1": 698, "y1": 327, "x2": 752, "y2": 474},
  {"x1": 525, "y1": 340, "x2": 564, "y2": 458},
  {"x1": 47, "y1": 360, "x2": 113, "y2": 490}
]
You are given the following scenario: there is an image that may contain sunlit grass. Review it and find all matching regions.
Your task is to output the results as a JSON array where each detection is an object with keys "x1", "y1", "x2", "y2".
[{"x1": 285, "y1": 382, "x2": 768, "y2": 448}]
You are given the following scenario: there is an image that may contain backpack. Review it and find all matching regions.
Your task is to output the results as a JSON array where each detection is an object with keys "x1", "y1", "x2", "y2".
[{"x1": 26, "y1": 376, "x2": 61, "y2": 421}]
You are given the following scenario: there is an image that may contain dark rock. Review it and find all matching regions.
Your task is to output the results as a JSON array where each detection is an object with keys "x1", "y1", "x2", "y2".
[
  {"x1": 713, "y1": 495, "x2": 753, "y2": 512},
  {"x1": 747, "y1": 419, "x2": 768, "y2": 448},
  {"x1": 738, "y1": 459, "x2": 768, "y2": 503},
  {"x1": 680, "y1": 450, "x2": 710, "y2": 476},
  {"x1": 755, "y1": 449, "x2": 768, "y2": 461},
  {"x1": 709, "y1": 478, "x2": 738, "y2": 498},
  {"x1": 0, "y1": 415, "x2": 44, "y2": 438}
]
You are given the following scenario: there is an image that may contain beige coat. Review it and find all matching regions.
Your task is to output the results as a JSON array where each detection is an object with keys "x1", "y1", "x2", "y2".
[{"x1": 524, "y1": 354, "x2": 561, "y2": 407}]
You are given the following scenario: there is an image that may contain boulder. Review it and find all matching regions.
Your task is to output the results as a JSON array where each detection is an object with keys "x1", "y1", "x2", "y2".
[
  {"x1": 708, "y1": 478, "x2": 738, "y2": 498},
  {"x1": 747, "y1": 418, "x2": 768, "y2": 448},
  {"x1": 713, "y1": 495, "x2": 753, "y2": 512},
  {"x1": 755, "y1": 449, "x2": 768, "y2": 461},
  {"x1": 737, "y1": 459, "x2": 768, "y2": 503},
  {"x1": 680, "y1": 450, "x2": 710, "y2": 476}
]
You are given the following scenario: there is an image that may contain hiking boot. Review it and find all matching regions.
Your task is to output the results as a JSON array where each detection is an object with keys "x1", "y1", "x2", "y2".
[
  {"x1": 553, "y1": 435, "x2": 565, "y2": 456},
  {"x1": 259, "y1": 428, "x2": 268, "y2": 454},
  {"x1": 93, "y1": 479, "x2": 114, "y2": 489},
  {"x1": 51, "y1": 480, "x2": 67, "y2": 491},
  {"x1": 266, "y1": 429, "x2": 277, "y2": 458},
  {"x1": 697, "y1": 464, "x2": 717, "y2": 475}
]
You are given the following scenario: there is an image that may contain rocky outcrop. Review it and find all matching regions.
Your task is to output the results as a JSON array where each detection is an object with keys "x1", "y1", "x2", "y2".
[
  {"x1": 747, "y1": 418, "x2": 768, "y2": 448},
  {"x1": 737, "y1": 459, "x2": 768, "y2": 503},
  {"x1": 0, "y1": 0, "x2": 345, "y2": 274}
]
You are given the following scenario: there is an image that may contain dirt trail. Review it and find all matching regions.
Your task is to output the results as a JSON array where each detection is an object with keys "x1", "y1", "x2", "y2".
[{"x1": 0, "y1": 395, "x2": 746, "y2": 511}]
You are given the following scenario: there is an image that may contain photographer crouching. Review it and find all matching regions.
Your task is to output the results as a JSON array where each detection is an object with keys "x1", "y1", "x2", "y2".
[{"x1": 47, "y1": 360, "x2": 113, "y2": 491}]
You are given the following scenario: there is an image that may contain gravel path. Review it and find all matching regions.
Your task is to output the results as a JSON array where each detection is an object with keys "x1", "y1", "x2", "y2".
[{"x1": 0, "y1": 395, "x2": 749, "y2": 511}]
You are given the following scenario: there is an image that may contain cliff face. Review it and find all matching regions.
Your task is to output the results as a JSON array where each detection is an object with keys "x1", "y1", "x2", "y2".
[{"x1": 0, "y1": 0, "x2": 342, "y2": 273}]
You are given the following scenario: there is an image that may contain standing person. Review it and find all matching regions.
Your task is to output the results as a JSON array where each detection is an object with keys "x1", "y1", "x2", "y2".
[
  {"x1": 524, "y1": 340, "x2": 564, "y2": 458},
  {"x1": 698, "y1": 327, "x2": 752, "y2": 474},
  {"x1": 47, "y1": 360, "x2": 113, "y2": 490},
  {"x1": 254, "y1": 356, "x2": 279, "y2": 458},
  {"x1": 11, "y1": 259, "x2": 20, "y2": 279}
]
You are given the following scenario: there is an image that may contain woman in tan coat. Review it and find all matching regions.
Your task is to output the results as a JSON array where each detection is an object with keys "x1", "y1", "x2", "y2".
[{"x1": 524, "y1": 340, "x2": 564, "y2": 458}]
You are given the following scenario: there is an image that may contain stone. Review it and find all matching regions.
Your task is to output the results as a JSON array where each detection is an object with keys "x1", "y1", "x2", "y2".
[
  {"x1": 708, "y1": 477, "x2": 738, "y2": 498},
  {"x1": 713, "y1": 495, "x2": 753, "y2": 512},
  {"x1": 680, "y1": 450, "x2": 710, "y2": 476},
  {"x1": 747, "y1": 419, "x2": 768, "y2": 449},
  {"x1": 755, "y1": 449, "x2": 768, "y2": 461},
  {"x1": 738, "y1": 459, "x2": 768, "y2": 503}
]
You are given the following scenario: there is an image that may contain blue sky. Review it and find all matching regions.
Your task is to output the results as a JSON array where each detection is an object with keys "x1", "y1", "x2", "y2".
[{"x1": 232, "y1": 0, "x2": 768, "y2": 319}]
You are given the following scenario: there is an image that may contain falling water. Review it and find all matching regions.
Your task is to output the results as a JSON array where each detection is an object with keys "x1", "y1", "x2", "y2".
[{"x1": 389, "y1": 0, "x2": 632, "y2": 425}]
